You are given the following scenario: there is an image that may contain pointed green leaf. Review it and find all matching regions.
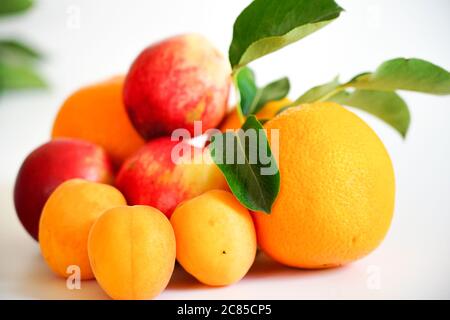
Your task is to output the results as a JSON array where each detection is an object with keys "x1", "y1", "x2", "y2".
[
  {"x1": 236, "y1": 67, "x2": 258, "y2": 116},
  {"x1": 296, "y1": 76, "x2": 340, "y2": 103},
  {"x1": 275, "y1": 76, "x2": 340, "y2": 115},
  {"x1": 253, "y1": 77, "x2": 290, "y2": 114},
  {"x1": 229, "y1": 0, "x2": 343, "y2": 69},
  {"x1": 0, "y1": 62, "x2": 46, "y2": 90},
  {"x1": 237, "y1": 67, "x2": 290, "y2": 116},
  {"x1": 209, "y1": 115, "x2": 280, "y2": 213},
  {"x1": 0, "y1": 0, "x2": 33, "y2": 15},
  {"x1": 0, "y1": 40, "x2": 42, "y2": 65},
  {"x1": 330, "y1": 89, "x2": 411, "y2": 137},
  {"x1": 349, "y1": 58, "x2": 450, "y2": 95}
]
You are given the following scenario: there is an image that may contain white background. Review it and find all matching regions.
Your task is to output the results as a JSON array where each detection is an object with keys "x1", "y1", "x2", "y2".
[{"x1": 1, "y1": 0, "x2": 449, "y2": 299}]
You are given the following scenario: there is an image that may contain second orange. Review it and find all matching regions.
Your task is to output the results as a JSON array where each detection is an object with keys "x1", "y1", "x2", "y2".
[{"x1": 52, "y1": 76, "x2": 145, "y2": 167}]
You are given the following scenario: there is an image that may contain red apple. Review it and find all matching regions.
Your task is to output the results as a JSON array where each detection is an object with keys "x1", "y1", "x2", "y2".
[
  {"x1": 115, "y1": 137, "x2": 227, "y2": 217},
  {"x1": 14, "y1": 138, "x2": 114, "y2": 241},
  {"x1": 124, "y1": 34, "x2": 231, "y2": 140}
]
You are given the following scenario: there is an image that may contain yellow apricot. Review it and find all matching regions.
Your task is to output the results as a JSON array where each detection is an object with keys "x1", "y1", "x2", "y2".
[
  {"x1": 39, "y1": 179, "x2": 126, "y2": 279},
  {"x1": 170, "y1": 190, "x2": 256, "y2": 286},
  {"x1": 88, "y1": 205, "x2": 176, "y2": 300}
]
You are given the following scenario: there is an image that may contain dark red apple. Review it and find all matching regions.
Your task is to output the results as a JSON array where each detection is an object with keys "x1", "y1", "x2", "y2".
[{"x1": 14, "y1": 138, "x2": 114, "y2": 241}]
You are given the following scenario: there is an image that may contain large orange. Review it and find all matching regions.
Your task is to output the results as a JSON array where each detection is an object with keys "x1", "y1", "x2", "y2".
[
  {"x1": 52, "y1": 77, "x2": 145, "y2": 167},
  {"x1": 254, "y1": 102, "x2": 395, "y2": 268}
]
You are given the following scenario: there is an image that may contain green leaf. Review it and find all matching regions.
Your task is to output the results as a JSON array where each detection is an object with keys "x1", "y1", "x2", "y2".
[
  {"x1": 253, "y1": 77, "x2": 290, "y2": 114},
  {"x1": 330, "y1": 89, "x2": 411, "y2": 137},
  {"x1": 0, "y1": 40, "x2": 42, "y2": 65},
  {"x1": 236, "y1": 67, "x2": 290, "y2": 116},
  {"x1": 0, "y1": 62, "x2": 46, "y2": 90},
  {"x1": 295, "y1": 75, "x2": 340, "y2": 103},
  {"x1": 0, "y1": 0, "x2": 33, "y2": 16},
  {"x1": 236, "y1": 67, "x2": 258, "y2": 116},
  {"x1": 209, "y1": 115, "x2": 280, "y2": 213},
  {"x1": 229, "y1": 0, "x2": 344, "y2": 69},
  {"x1": 275, "y1": 76, "x2": 339, "y2": 115},
  {"x1": 349, "y1": 58, "x2": 450, "y2": 95}
]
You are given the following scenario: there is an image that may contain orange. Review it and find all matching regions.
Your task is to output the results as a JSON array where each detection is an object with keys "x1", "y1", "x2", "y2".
[
  {"x1": 51, "y1": 76, "x2": 145, "y2": 167},
  {"x1": 88, "y1": 205, "x2": 175, "y2": 300},
  {"x1": 254, "y1": 102, "x2": 395, "y2": 268},
  {"x1": 170, "y1": 190, "x2": 256, "y2": 286},
  {"x1": 219, "y1": 98, "x2": 291, "y2": 131},
  {"x1": 39, "y1": 179, "x2": 126, "y2": 279}
]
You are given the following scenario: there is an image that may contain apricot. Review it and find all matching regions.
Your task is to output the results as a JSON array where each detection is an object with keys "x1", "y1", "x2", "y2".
[
  {"x1": 39, "y1": 179, "x2": 126, "y2": 279},
  {"x1": 14, "y1": 138, "x2": 113, "y2": 241},
  {"x1": 115, "y1": 137, "x2": 228, "y2": 217},
  {"x1": 52, "y1": 76, "x2": 145, "y2": 167},
  {"x1": 170, "y1": 190, "x2": 257, "y2": 286},
  {"x1": 124, "y1": 34, "x2": 231, "y2": 139},
  {"x1": 88, "y1": 205, "x2": 176, "y2": 300}
]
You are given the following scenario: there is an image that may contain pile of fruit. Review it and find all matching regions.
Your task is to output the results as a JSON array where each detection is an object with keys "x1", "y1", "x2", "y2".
[{"x1": 12, "y1": 0, "x2": 450, "y2": 300}]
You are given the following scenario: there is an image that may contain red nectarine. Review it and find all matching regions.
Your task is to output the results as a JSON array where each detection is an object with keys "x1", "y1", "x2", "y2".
[
  {"x1": 14, "y1": 138, "x2": 113, "y2": 240},
  {"x1": 124, "y1": 34, "x2": 231, "y2": 139},
  {"x1": 115, "y1": 137, "x2": 227, "y2": 217}
]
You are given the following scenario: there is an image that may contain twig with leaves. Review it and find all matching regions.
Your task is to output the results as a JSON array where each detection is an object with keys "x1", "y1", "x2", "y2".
[{"x1": 210, "y1": 0, "x2": 450, "y2": 214}]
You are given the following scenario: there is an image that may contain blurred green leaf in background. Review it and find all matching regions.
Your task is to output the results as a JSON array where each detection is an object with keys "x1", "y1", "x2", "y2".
[
  {"x1": 0, "y1": 0, "x2": 46, "y2": 94},
  {"x1": 0, "y1": 0, "x2": 33, "y2": 16}
]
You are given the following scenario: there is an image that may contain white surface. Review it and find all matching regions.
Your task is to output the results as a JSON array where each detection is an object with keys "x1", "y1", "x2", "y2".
[{"x1": 1, "y1": 0, "x2": 450, "y2": 299}]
